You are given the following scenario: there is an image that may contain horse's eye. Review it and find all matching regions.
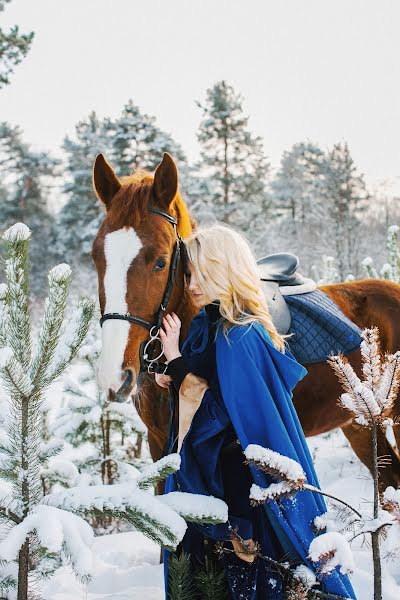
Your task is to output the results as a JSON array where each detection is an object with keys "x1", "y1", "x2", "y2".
[{"x1": 154, "y1": 259, "x2": 167, "y2": 272}]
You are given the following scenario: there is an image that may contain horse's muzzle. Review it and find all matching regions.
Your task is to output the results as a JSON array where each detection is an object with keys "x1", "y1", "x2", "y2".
[{"x1": 112, "y1": 368, "x2": 136, "y2": 403}]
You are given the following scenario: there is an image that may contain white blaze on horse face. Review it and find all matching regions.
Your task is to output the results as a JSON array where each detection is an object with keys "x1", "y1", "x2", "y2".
[{"x1": 97, "y1": 227, "x2": 142, "y2": 392}]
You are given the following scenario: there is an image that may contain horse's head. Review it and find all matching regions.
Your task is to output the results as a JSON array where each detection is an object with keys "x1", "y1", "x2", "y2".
[{"x1": 92, "y1": 152, "x2": 194, "y2": 401}]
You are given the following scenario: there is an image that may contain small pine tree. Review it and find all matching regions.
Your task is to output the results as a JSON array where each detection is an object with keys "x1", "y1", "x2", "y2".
[
  {"x1": 48, "y1": 328, "x2": 148, "y2": 490},
  {"x1": 196, "y1": 80, "x2": 269, "y2": 229},
  {"x1": 362, "y1": 224, "x2": 400, "y2": 282},
  {"x1": 0, "y1": 222, "x2": 95, "y2": 598}
]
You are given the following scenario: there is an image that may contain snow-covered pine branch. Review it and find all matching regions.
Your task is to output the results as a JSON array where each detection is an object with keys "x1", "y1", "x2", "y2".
[
  {"x1": 244, "y1": 444, "x2": 306, "y2": 484},
  {"x1": 362, "y1": 256, "x2": 379, "y2": 280},
  {"x1": 30, "y1": 264, "x2": 72, "y2": 389},
  {"x1": 327, "y1": 327, "x2": 400, "y2": 425},
  {"x1": 286, "y1": 565, "x2": 318, "y2": 600},
  {"x1": 244, "y1": 444, "x2": 306, "y2": 504},
  {"x1": 136, "y1": 454, "x2": 181, "y2": 490},
  {"x1": 308, "y1": 532, "x2": 354, "y2": 575},
  {"x1": 382, "y1": 486, "x2": 400, "y2": 524},
  {"x1": 159, "y1": 491, "x2": 228, "y2": 525},
  {"x1": 48, "y1": 328, "x2": 149, "y2": 490},
  {"x1": 360, "y1": 327, "x2": 382, "y2": 396},
  {"x1": 0, "y1": 505, "x2": 94, "y2": 582},
  {"x1": 42, "y1": 297, "x2": 95, "y2": 385},
  {"x1": 1, "y1": 224, "x2": 32, "y2": 371},
  {"x1": 41, "y1": 479, "x2": 228, "y2": 551}
]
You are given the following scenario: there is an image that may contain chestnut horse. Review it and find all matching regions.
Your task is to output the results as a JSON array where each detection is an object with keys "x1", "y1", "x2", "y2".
[{"x1": 91, "y1": 152, "x2": 400, "y2": 490}]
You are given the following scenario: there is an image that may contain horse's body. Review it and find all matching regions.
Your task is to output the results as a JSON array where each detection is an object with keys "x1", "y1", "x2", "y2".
[{"x1": 92, "y1": 152, "x2": 400, "y2": 490}]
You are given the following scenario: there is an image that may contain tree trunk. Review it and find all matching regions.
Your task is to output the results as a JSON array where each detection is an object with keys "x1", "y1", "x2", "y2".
[
  {"x1": 18, "y1": 396, "x2": 30, "y2": 600},
  {"x1": 223, "y1": 133, "x2": 229, "y2": 210},
  {"x1": 371, "y1": 422, "x2": 382, "y2": 600},
  {"x1": 17, "y1": 540, "x2": 29, "y2": 600}
]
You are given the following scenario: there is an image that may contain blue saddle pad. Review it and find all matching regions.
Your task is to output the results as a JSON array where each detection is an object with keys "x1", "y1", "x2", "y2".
[{"x1": 284, "y1": 289, "x2": 362, "y2": 365}]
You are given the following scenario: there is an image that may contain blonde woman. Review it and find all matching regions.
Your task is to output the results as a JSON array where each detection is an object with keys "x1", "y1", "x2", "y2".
[{"x1": 156, "y1": 225, "x2": 356, "y2": 600}]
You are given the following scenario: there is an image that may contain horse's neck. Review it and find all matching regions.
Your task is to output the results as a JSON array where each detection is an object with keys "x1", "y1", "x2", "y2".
[{"x1": 176, "y1": 290, "x2": 199, "y2": 345}]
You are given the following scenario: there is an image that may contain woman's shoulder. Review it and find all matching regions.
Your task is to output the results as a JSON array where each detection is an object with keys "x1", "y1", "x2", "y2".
[{"x1": 220, "y1": 319, "x2": 273, "y2": 348}]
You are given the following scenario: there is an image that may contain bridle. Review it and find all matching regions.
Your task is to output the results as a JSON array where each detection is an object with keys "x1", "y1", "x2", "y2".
[{"x1": 99, "y1": 207, "x2": 189, "y2": 375}]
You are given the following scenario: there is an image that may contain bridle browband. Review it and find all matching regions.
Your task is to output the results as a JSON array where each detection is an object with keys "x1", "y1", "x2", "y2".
[{"x1": 99, "y1": 207, "x2": 189, "y2": 375}]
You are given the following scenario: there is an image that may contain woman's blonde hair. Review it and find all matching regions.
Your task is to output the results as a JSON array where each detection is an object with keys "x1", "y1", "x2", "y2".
[{"x1": 184, "y1": 224, "x2": 292, "y2": 353}]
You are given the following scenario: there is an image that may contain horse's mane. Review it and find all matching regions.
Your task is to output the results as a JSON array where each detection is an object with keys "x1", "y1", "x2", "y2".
[{"x1": 107, "y1": 170, "x2": 195, "y2": 237}]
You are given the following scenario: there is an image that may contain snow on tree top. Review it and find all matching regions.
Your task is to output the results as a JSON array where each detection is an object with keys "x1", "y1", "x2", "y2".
[
  {"x1": 2, "y1": 222, "x2": 31, "y2": 242},
  {"x1": 244, "y1": 444, "x2": 306, "y2": 483},
  {"x1": 0, "y1": 347, "x2": 13, "y2": 369},
  {"x1": 361, "y1": 256, "x2": 373, "y2": 266},
  {"x1": 49, "y1": 263, "x2": 72, "y2": 282},
  {"x1": 0, "y1": 284, "x2": 7, "y2": 299}
]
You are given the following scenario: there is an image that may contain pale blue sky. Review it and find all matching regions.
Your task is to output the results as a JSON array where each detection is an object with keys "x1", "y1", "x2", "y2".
[{"x1": 1, "y1": 0, "x2": 399, "y2": 186}]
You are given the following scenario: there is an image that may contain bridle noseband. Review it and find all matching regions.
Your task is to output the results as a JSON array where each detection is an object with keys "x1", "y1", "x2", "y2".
[{"x1": 99, "y1": 207, "x2": 189, "y2": 375}]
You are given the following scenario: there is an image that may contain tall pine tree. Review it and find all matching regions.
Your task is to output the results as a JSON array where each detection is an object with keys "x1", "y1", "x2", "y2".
[
  {"x1": 57, "y1": 111, "x2": 113, "y2": 264},
  {"x1": 58, "y1": 101, "x2": 187, "y2": 272},
  {"x1": 0, "y1": 122, "x2": 59, "y2": 294},
  {"x1": 321, "y1": 141, "x2": 368, "y2": 279},
  {"x1": 271, "y1": 142, "x2": 326, "y2": 228},
  {"x1": 196, "y1": 80, "x2": 269, "y2": 229}
]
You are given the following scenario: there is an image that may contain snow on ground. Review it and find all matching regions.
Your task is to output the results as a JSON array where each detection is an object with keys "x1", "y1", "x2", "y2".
[
  {"x1": 42, "y1": 532, "x2": 164, "y2": 600},
  {"x1": 40, "y1": 429, "x2": 400, "y2": 599}
]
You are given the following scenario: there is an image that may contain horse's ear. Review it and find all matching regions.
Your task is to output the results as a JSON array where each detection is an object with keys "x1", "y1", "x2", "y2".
[
  {"x1": 153, "y1": 153, "x2": 178, "y2": 207},
  {"x1": 93, "y1": 154, "x2": 121, "y2": 208}
]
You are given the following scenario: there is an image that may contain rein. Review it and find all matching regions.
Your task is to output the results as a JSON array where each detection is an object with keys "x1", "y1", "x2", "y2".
[{"x1": 99, "y1": 207, "x2": 189, "y2": 375}]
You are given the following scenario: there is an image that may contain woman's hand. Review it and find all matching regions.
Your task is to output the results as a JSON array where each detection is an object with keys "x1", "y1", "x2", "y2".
[
  {"x1": 231, "y1": 538, "x2": 257, "y2": 563},
  {"x1": 159, "y1": 313, "x2": 182, "y2": 362},
  {"x1": 155, "y1": 372, "x2": 172, "y2": 389}
]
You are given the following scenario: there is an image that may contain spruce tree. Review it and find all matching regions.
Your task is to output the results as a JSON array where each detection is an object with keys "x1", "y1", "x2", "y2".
[
  {"x1": 321, "y1": 141, "x2": 368, "y2": 280},
  {"x1": 58, "y1": 102, "x2": 187, "y2": 271},
  {"x1": 196, "y1": 80, "x2": 269, "y2": 229},
  {"x1": 58, "y1": 111, "x2": 113, "y2": 264},
  {"x1": 0, "y1": 1, "x2": 34, "y2": 88},
  {"x1": 271, "y1": 142, "x2": 326, "y2": 227},
  {"x1": 111, "y1": 99, "x2": 186, "y2": 175},
  {"x1": 0, "y1": 122, "x2": 58, "y2": 294}
]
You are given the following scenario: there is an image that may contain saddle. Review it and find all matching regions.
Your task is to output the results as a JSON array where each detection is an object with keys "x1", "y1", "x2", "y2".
[
  {"x1": 257, "y1": 253, "x2": 316, "y2": 335},
  {"x1": 257, "y1": 253, "x2": 362, "y2": 364}
]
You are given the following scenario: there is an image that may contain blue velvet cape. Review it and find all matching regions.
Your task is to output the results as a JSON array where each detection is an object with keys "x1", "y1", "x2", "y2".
[{"x1": 163, "y1": 309, "x2": 356, "y2": 599}]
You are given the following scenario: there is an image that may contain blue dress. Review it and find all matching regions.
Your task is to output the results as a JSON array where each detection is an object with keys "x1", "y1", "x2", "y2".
[{"x1": 163, "y1": 304, "x2": 356, "y2": 600}]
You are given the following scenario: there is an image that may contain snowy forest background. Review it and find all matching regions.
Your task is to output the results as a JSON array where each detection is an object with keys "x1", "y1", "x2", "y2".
[
  {"x1": 2, "y1": 85, "x2": 400, "y2": 303},
  {"x1": 1, "y1": 1, "x2": 400, "y2": 598}
]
